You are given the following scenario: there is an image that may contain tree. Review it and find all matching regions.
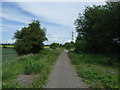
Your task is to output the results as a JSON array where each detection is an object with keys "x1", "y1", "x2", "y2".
[
  {"x1": 50, "y1": 43, "x2": 60, "y2": 49},
  {"x1": 13, "y1": 20, "x2": 47, "y2": 55},
  {"x1": 75, "y1": 2, "x2": 120, "y2": 53},
  {"x1": 63, "y1": 41, "x2": 74, "y2": 49}
]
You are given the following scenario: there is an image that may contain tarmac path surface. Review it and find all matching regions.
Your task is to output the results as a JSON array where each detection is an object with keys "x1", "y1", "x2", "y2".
[{"x1": 45, "y1": 50, "x2": 89, "y2": 88}]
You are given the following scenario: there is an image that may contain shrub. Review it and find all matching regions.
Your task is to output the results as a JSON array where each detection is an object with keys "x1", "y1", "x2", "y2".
[{"x1": 3, "y1": 45, "x2": 7, "y2": 48}]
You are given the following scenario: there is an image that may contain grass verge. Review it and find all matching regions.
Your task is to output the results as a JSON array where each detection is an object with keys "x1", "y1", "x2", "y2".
[
  {"x1": 2, "y1": 48, "x2": 63, "y2": 88},
  {"x1": 68, "y1": 51, "x2": 119, "y2": 88}
]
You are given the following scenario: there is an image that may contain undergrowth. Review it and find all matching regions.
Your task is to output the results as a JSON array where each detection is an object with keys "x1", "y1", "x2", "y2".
[
  {"x1": 68, "y1": 51, "x2": 119, "y2": 88},
  {"x1": 2, "y1": 48, "x2": 63, "y2": 88}
]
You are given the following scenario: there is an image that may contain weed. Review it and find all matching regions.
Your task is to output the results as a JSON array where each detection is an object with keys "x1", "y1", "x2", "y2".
[
  {"x1": 68, "y1": 51, "x2": 119, "y2": 88},
  {"x1": 2, "y1": 48, "x2": 63, "y2": 88}
]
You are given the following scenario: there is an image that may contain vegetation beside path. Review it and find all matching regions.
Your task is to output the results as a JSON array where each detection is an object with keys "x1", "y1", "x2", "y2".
[
  {"x1": 2, "y1": 48, "x2": 63, "y2": 88},
  {"x1": 68, "y1": 51, "x2": 119, "y2": 88},
  {"x1": 69, "y1": 2, "x2": 119, "y2": 89}
]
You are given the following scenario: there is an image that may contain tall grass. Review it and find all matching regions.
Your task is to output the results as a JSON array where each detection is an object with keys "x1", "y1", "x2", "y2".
[
  {"x1": 2, "y1": 48, "x2": 63, "y2": 88},
  {"x1": 68, "y1": 51, "x2": 119, "y2": 88},
  {"x1": 69, "y1": 52, "x2": 118, "y2": 67},
  {"x1": 2, "y1": 60, "x2": 25, "y2": 87}
]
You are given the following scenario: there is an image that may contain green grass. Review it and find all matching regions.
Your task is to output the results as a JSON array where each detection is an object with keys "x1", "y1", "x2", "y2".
[
  {"x1": 2, "y1": 60, "x2": 25, "y2": 86},
  {"x1": 2, "y1": 48, "x2": 18, "y2": 63},
  {"x1": 2, "y1": 48, "x2": 63, "y2": 88},
  {"x1": 68, "y1": 51, "x2": 119, "y2": 88}
]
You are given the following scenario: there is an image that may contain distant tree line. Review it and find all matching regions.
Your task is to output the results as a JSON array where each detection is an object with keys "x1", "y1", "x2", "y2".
[
  {"x1": 49, "y1": 42, "x2": 74, "y2": 49},
  {"x1": 50, "y1": 43, "x2": 62, "y2": 49},
  {"x1": 1, "y1": 44, "x2": 13, "y2": 45},
  {"x1": 63, "y1": 41, "x2": 74, "y2": 49},
  {"x1": 75, "y1": 2, "x2": 120, "y2": 53}
]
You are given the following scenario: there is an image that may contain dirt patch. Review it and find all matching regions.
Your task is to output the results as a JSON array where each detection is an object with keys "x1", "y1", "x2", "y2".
[{"x1": 16, "y1": 74, "x2": 37, "y2": 88}]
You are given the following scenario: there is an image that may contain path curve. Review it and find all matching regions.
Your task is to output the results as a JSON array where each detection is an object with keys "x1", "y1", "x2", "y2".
[{"x1": 45, "y1": 50, "x2": 89, "y2": 88}]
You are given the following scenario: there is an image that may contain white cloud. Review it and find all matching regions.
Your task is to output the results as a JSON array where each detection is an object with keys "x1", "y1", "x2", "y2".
[
  {"x1": 66, "y1": 39, "x2": 72, "y2": 43},
  {"x1": 2, "y1": 2, "x2": 105, "y2": 30},
  {"x1": 2, "y1": 39, "x2": 15, "y2": 44},
  {"x1": 17, "y1": 2, "x2": 106, "y2": 28},
  {"x1": 2, "y1": 4, "x2": 33, "y2": 24},
  {"x1": 17, "y1": 3, "x2": 86, "y2": 27},
  {"x1": 48, "y1": 37, "x2": 62, "y2": 42},
  {"x1": 2, "y1": 0, "x2": 107, "y2": 2},
  {"x1": 2, "y1": 13, "x2": 30, "y2": 24}
]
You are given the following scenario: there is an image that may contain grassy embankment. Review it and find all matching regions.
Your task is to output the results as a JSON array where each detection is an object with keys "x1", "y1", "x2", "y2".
[
  {"x1": 68, "y1": 51, "x2": 119, "y2": 88},
  {"x1": 2, "y1": 48, "x2": 63, "y2": 88}
]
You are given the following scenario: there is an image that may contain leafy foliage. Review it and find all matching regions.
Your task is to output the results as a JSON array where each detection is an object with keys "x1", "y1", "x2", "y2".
[
  {"x1": 13, "y1": 20, "x2": 47, "y2": 55},
  {"x1": 75, "y1": 40, "x2": 87, "y2": 53},
  {"x1": 75, "y1": 2, "x2": 120, "y2": 53},
  {"x1": 63, "y1": 41, "x2": 74, "y2": 49},
  {"x1": 50, "y1": 43, "x2": 60, "y2": 49}
]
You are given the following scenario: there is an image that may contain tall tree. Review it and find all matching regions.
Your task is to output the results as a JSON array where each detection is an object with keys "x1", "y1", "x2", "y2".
[
  {"x1": 75, "y1": 2, "x2": 120, "y2": 53},
  {"x1": 13, "y1": 20, "x2": 47, "y2": 55}
]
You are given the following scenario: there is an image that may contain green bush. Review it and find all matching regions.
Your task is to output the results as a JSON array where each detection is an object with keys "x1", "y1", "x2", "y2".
[
  {"x1": 75, "y1": 40, "x2": 87, "y2": 53},
  {"x1": 3, "y1": 45, "x2": 7, "y2": 48}
]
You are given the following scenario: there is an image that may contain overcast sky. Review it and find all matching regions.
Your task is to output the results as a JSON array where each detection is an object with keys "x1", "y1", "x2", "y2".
[{"x1": 1, "y1": 0, "x2": 106, "y2": 45}]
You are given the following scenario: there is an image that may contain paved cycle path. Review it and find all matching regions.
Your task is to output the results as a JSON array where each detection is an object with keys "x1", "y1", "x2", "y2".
[{"x1": 45, "y1": 50, "x2": 89, "y2": 88}]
